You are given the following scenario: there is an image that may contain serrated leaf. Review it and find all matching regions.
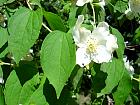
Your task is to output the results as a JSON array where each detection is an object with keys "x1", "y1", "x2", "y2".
[
  {"x1": 111, "y1": 27, "x2": 125, "y2": 59},
  {"x1": 98, "y1": 58, "x2": 125, "y2": 96},
  {"x1": 40, "y1": 30, "x2": 76, "y2": 98},
  {"x1": 0, "y1": 27, "x2": 8, "y2": 48},
  {"x1": 8, "y1": 7, "x2": 42, "y2": 63},
  {"x1": 43, "y1": 12, "x2": 66, "y2": 32},
  {"x1": 113, "y1": 70, "x2": 132, "y2": 105}
]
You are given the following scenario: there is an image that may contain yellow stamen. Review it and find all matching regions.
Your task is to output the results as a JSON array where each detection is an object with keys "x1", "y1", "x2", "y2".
[{"x1": 86, "y1": 39, "x2": 97, "y2": 53}]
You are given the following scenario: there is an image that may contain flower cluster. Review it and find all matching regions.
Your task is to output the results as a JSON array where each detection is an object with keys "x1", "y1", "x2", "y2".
[{"x1": 73, "y1": 15, "x2": 118, "y2": 67}]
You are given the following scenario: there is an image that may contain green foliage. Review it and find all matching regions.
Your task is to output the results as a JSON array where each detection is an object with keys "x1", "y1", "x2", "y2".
[
  {"x1": 8, "y1": 7, "x2": 43, "y2": 63},
  {"x1": 111, "y1": 27, "x2": 125, "y2": 59},
  {"x1": 113, "y1": 70, "x2": 132, "y2": 105},
  {"x1": 44, "y1": 12, "x2": 66, "y2": 32},
  {"x1": 4, "y1": 61, "x2": 40, "y2": 105},
  {"x1": 98, "y1": 58, "x2": 125, "y2": 96},
  {"x1": 25, "y1": 85, "x2": 49, "y2": 105},
  {"x1": 0, "y1": 0, "x2": 139, "y2": 104},
  {"x1": 0, "y1": 85, "x2": 5, "y2": 105},
  {"x1": 133, "y1": 27, "x2": 140, "y2": 44},
  {"x1": 114, "y1": 0, "x2": 128, "y2": 13},
  {"x1": 0, "y1": 27, "x2": 8, "y2": 48},
  {"x1": 40, "y1": 30, "x2": 76, "y2": 98}
]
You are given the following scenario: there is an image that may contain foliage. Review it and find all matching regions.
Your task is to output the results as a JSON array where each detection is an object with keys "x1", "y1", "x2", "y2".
[{"x1": 0, "y1": 0, "x2": 140, "y2": 105}]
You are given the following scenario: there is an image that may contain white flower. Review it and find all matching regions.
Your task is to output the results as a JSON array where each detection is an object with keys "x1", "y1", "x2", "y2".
[
  {"x1": 98, "y1": 0, "x2": 105, "y2": 9},
  {"x1": 123, "y1": 57, "x2": 134, "y2": 77},
  {"x1": 0, "y1": 77, "x2": 4, "y2": 84},
  {"x1": 76, "y1": 0, "x2": 93, "y2": 6},
  {"x1": 73, "y1": 15, "x2": 118, "y2": 67}
]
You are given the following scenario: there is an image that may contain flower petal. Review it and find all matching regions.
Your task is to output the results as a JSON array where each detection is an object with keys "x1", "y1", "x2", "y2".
[
  {"x1": 76, "y1": 0, "x2": 92, "y2": 6},
  {"x1": 97, "y1": 22, "x2": 109, "y2": 32},
  {"x1": 92, "y1": 22, "x2": 110, "y2": 40},
  {"x1": 73, "y1": 15, "x2": 91, "y2": 47},
  {"x1": 75, "y1": 15, "x2": 84, "y2": 28},
  {"x1": 106, "y1": 34, "x2": 118, "y2": 52},
  {"x1": 91, "y1": 29, "x2": 106, "y2": 45},
  {"x1": 76, "y1": 48, "x2": 91, "y2": 67},
  {"x1": 0, "y1": 78, "x2": 4, "y2": 84},
  {"x1": 91, "y1": 45, "x2": 112, "y2": 63}
]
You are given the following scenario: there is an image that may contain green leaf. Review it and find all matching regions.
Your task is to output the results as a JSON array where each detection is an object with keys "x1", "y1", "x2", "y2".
[
  {"x1": 40, "y1": 30, "x2": 76, "y2": 98},
  {"x1": 0, "y1": 0, "x2": 6, "y2": 5},
  {"x1": 69, "y1": 65, "x2": 83, "y2": 90},
  {"x1": 18, "y1": 75, "x2": 39, "y2": 104},
  {"x1": 25, "y1": 85, "x2": 49, "y2": 105},
  {"x1": 91, "y1": 64, "x2": 107, "y2": 93},
  {"x1": 5, "y1": 61, "x2": 39, "y2": 105},
  {"x1": 98, "y1": 58, "x2": 125, "y2": 97},
  {"x1": 0, "y1": 85, "x2": 5, "y2": 105},
  {"x1": 6, "y1": 0, "x2": 15, "y2": 4},
  {"x1": 113, "y1": 70, "x2": 132, "y2": 105},
  {"x1": 0, "y1": 66, "x2": 3, "y2": 77},
  {"x1": 5, "y1": 70, "x2": 22, "y2": 105},
  {"x1": 111, "y1": 27, "x2": 125, "y2": 59},
  {"x1": 8, "y1": 7, "x2": 42, "y2": 63},
  {"x1": 0, "y1": 27, "x2": 8, "y2": 48},
  {"x1": 68, "y1": 6, "x2": 78, "y2": 27},
  {"x1": 0, "y1": 47, "x2": 8, "y2": 58},
  {"x1": 133, "y1": 27, "x2": 140, "y2": 44},
  {"x1": 114, "y1": 0, "x2": 128, "y2": 13},
  {"x1": 43, "y1": 12, "x2": 66, "y2": 32}
]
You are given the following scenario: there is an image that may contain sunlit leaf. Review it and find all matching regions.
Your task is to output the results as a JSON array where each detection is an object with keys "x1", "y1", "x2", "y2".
[
  {"x1": 113, "y1": 70, "x2": 132, "y2": 105},
  {"x1": 8, "y1": 7, "x2": 42, "y2": 63},
  {"x1": 40, "y1": 30, "x2": 76, "y2": 98},
  {"x1": 98, "y1": 58, "x2": 125, "y2": 97}
]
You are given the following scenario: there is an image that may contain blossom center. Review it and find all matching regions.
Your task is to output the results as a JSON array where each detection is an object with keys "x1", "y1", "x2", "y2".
[{"x1": 86, "y1": 38, "x2": 97, "y2": 53}]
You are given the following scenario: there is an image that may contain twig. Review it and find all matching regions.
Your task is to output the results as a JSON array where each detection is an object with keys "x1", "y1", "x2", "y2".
[
  {"x1": 42, "y1": 23, "x2": 52, "y2": 32},
  {"x1": 26, "y1": 0, "x2": 33, "y2": 10},
  {"x1": 0, "y1": 61, "x2": 14, "y2": 66},
  {"x1": 132, "y1": 77, "x2": 140, "y2": 82}
]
